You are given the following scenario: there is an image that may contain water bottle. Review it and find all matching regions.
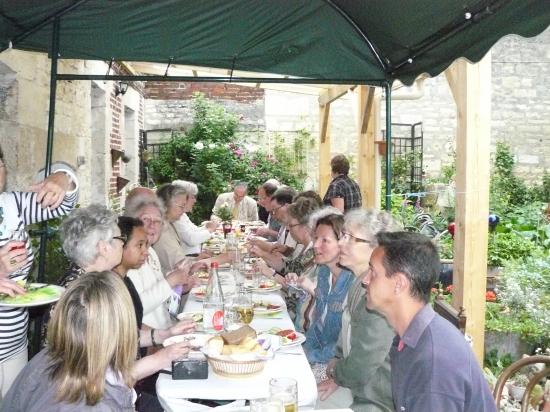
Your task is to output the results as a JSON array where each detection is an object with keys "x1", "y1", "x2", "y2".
[{"x1": 203, "y1": 262, "x2": 225, "y2": 332}]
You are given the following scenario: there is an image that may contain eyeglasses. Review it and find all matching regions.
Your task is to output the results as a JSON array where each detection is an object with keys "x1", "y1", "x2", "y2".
[
  {"x1": 271, "y1": 204, "x2": 284, "y2": 213},
  {"x1": 141, "y1": 216, "x2": 163, "y2": 227},
  {"x1": 288, "y1": 222, "x2": 302, "y2": 228},
  {"x1": 341, "y1": 232, "x2": 371, "y2": 244},
  {"x1": 112, "y1": 235, "x2": 127, "y2": 245}
]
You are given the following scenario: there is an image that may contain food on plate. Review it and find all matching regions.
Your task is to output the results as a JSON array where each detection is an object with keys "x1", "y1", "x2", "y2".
[
  {"x1": 0, "y1": 284, "x2": 60, "y2": 305},
  {"x1": 276, "y1": 329, "x2": 298, "y2": 341},
  {"x1": 253, "y1": 301, "x2": 281, "y2": 310},
  {"x1": 177, "y1": 312, "x2": 203, "y2": 322},
  {"x1": 195, "y1": 270, "x2": 210, "y2": 279},
  {"x1": 258, "y1": 279, "x2": 275, "y2": 288},
  {"x1": 192, "y1": 286, "x2": 206, "y2": 298}
]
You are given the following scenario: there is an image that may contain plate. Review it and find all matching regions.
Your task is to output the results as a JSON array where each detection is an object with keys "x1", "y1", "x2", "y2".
[
  {"x1": 253, "y1": 300, "x2": 283, "y2": 314},
  {"x1": 163, "y1": 333, "x2": 212, "y2": 348},
  {"x1": 0, "y1": 283, "x2": 64, "y2": 307},
  {"x1": 244, "y1": 279, "x2": 282, "y2": 293},
  {"x1": 177, "y1": 311, "x2": 203, "y2": 322},
  {"x1": 278, "y1": 331, "x2": 306, "y2": 347}
]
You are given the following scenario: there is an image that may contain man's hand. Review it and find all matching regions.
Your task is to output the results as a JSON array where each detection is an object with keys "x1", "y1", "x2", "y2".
[
  {"x1": 317, "y1": 378, "x2": 340, "y2": 401},
  {"x1": 29, "y1": 171, "x2": 71, "y2": 209}
]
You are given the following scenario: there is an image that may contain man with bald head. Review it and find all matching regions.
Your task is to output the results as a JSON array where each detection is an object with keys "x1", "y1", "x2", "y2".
[{"x1": 211, "y1": 181, "x2": 258, "y2": 222}]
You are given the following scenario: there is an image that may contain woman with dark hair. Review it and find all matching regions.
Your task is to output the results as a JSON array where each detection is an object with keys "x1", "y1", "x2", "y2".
[
  {"x1": 114, "y1": 216, "x2": 194, "y2": 412},
  {"x1": 302, "y1": 209, "x2": 354, "y2": 375}
]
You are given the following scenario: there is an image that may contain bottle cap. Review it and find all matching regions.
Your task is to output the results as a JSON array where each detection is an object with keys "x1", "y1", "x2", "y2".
[{"x1": 210, "y1": 261, "x2": 219, "y2": 268}]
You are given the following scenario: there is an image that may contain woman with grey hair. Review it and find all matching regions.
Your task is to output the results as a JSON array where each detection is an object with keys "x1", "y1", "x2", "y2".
[
  {"x1": 172, "y1": 180, "x2": 217, "y2": 256},
  {"x1": 153, "y1": 184, "x2": 193, "y2": 275},
  {"x1": 58, "y1": 204, "x2": 124, "y2": 287},
  {"x1": 317, "y1": 209, "x2": 401, "y2": 412}
]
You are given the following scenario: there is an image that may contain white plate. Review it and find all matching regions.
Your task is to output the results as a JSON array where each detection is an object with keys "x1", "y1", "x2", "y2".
[
  {"x1": 244, "y1": 280, "x2": 282, "y2": 293},
  {"x1": 163, "y1": 333, "x2": 212, "y2": 348},
  {"x1": 279, "y1": 331, "x2": 306, "y2": 347},
  {"x1": 177, "y1": 311, "x2": 203, "y2": 322},
  {"x1": 253, "y1": 300, "x2": 284, "y2": 314},
  {"x1": 0, "y1": 283, "x2": 65, "y2": 307}
]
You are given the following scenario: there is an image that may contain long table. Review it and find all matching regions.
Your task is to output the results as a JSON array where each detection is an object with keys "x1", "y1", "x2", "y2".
[{"x1": 156, "y1": 272, "x2": 318, "y2": 411}]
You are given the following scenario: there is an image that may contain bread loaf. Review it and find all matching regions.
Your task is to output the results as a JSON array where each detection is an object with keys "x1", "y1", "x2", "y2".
[
  {"x1": 220, "y1": 325, "x2": 257, "y2": 345},
  {"x1": 208, "y1": 336, "x2": 224, "y2": 356}
]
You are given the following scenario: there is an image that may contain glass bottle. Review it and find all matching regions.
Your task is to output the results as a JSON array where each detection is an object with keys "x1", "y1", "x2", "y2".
[{"x1": 203, "y1": 262, "x2": 225, "y2": 332}]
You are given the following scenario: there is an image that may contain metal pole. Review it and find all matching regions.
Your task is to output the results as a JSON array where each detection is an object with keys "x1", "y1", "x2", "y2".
[
  {"x1": 32, "y1": 16, "x2": 60, "y2": 357},
  {"x1": 385, "y1": 82, "x2": 392, "y2": 211}
]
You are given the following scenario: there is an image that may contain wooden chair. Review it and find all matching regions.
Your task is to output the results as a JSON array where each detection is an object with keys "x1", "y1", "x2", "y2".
[
  {"x1": 432, "y1": 296, "x2": 467, "y2": 334},
  {"x1": 493, "y1": 355, "x2": 550, "y2": 411}
]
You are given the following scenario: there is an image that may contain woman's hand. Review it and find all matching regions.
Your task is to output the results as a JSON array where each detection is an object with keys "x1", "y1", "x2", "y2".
[
  {"x1": 0, "y1": 278, "x2": 26, "y2": 296},
  {"x1": 155, "y1": 341, "x2": 191, "y2": 368},
  {"x1": 29, "y1": 171, "x2": 72, "y2": 209},
  {"x1": 167, "y1": 319, "x2": 196, "y2": 337},
  {"x1": 0, "y1": 242, "x2": 27, "y2": 277},
  {"x1": 317, "y1": 378, "x2": 339, "y2": 401}
]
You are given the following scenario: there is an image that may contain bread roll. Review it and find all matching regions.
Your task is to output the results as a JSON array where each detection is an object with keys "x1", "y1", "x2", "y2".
[
  {"x1": 220, "y1": 325, "x2": 257, "y2": 345},
  {"x1": 208, "y1": 336, "x2": 224, "y2": 356}
]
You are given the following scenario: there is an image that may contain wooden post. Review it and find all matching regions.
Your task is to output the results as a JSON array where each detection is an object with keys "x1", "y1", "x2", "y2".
[
  {"x1": 356, "y1": 86, "x2": 380, "y2": 208},
  {"x1": 319, "y1": 103, "x2": 332, "y2": 196},
  {"x1": 445, "y1": 52, "x2": 492, "y2": 363}
]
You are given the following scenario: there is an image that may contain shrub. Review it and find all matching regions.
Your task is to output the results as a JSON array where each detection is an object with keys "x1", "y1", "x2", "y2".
[{"x1": 148, "y1": 93, "x2": 307, "y2": 221}]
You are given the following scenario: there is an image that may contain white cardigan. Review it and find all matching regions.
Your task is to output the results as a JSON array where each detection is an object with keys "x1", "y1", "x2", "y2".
[{"x1": 173, "y1": 213, "x2": 212, "y2": 255}]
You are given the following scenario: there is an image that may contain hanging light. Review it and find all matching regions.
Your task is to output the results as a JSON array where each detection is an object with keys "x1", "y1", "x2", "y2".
[{"x1": 114, "y1": 81, "x2": 129, "y2": 96}]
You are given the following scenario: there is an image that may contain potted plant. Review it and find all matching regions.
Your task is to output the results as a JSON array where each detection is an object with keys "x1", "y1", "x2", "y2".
[{"x1": 215, "y1": 203, "x2": 233, "y2": 237}]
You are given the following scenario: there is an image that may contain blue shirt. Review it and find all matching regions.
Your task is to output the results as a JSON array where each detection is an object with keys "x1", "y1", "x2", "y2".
[{"x1": 390, "y1": 305, "x2": 496, "y2": 412}]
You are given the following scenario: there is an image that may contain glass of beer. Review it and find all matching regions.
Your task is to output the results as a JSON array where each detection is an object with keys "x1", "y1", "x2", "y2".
[
  {"x1": 269, "y1": 377, "x2": 298, "y2": 412},
  {"x1": 235, "y1": 288, "x2": 254, "y2": 325}
]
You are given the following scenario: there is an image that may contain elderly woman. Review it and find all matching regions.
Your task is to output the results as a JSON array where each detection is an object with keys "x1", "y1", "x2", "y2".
[
  {"x1": 172, "y1": 180, "x2": 217, "y2": 256},
  {"x1": 303, "y1": 209, "x2": 354, "y2": 372},
  {"x1": 317, "y1": 209, "x2": 400, "y2": 412},
  {"x1": 153, "y1": 184, "x2": 193, "y2": 275},
  {"x1": 0, "y1": 149, "x2": 78, "y2": 396},
  {"x1": 125, "y1": 190, "x2": 196, "y2": 330},
  {"x1": 3, "y1": 271, "x2": 137, "y2": 410},
  {"x1": 57, "y1": 204, "x2": 124, "y2": 287}
]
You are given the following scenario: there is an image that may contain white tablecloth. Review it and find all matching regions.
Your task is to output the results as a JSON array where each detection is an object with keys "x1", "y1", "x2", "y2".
[{"x1": 157, "y1": 274, "x2": 317, "y2": 411}]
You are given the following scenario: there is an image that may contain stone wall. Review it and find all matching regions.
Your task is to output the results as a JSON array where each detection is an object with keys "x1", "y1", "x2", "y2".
[
  {"x1": 388, "y1": 27, "x2": 550, "y2": 182},
  {"x1": 0, "y1": 50, "x2": 144, "y2": 207}
]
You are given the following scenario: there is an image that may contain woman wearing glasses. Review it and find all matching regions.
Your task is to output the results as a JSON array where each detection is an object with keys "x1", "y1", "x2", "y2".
[
  {"x1": 153, "y1": 184, "x2": 192, "y2": 275},
  {"x1": 58, "y1": 204, "x2": 125, "y2": 287},
  {"x1": 317, "y1": 209, "x2": 400, "y2": 412}
]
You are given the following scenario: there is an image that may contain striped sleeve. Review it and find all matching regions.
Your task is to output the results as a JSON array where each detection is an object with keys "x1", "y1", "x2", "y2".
[{"x1": 14, "y1": 189, "x2": 78, "y2": 226}]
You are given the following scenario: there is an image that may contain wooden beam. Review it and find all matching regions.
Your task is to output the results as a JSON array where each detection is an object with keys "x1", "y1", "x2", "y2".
[
  {"x1": 360, "y1": 86, "x2": 375, "y2": 134},
  {"x1": 445, "y1": 53, "x2": 492, "y2": 364},
  {"x1": 319, "y1": 103, "x2": 332, "y2": 196},
  {"x1": 356, "y1": 86, "x2": 380, "y2": 208},
  {"x1": 318, "y1": 85, "x2": 355, "y2": 106}
]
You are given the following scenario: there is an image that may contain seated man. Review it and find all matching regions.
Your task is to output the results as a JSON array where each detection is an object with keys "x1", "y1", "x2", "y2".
[
  {"x1": 211, "y1": 181, "x2": 258, "y2": 223},
  {"x1": 363, "y1": 232, "x2": 496, "y2": 412},
  {"x1": 254, "y1": 179, "x2": 281, "y2": 241}
]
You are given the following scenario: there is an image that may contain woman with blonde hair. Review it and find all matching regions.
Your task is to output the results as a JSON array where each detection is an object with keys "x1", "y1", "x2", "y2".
[{"x1": 2, "y1": 271, "x2": 137, "y2": 411}]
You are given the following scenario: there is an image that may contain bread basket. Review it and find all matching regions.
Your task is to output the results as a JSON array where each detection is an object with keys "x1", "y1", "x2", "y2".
[{"x1": 205, "y1": 354, "x2": 266, "y2": 377}]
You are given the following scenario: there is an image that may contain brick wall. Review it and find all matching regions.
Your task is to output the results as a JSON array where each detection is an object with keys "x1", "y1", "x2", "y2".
[{"x1": 145, "y1": 81, "x2": 264, "y2": 102}]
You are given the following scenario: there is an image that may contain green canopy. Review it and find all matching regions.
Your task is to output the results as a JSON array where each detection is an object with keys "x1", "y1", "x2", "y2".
[{"x1": 1, "y1": 0, "x2": 549, "y2": 85}]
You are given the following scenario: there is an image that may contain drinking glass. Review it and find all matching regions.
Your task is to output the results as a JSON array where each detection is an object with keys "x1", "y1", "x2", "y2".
[
  {"x1": 269, "y1": 377, "x2": 298, "y2": 412},
  {"x1": 234, "y1": 288, "x2": 254, "y2": 325},
  {"x1": 250, "y1": 398, "x2": 284, "y2": 412}
]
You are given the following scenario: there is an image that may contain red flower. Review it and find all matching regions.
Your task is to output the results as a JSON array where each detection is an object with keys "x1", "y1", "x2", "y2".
[
  {"x1": 485, "y1": 291, "x2": 497, "y2": 302},
  {"x1": 445, "y1": 285, "x2": 454, "y2": 294},
  {"x1": 431, "y1": 287, "x2": 438, "y2": 294}
]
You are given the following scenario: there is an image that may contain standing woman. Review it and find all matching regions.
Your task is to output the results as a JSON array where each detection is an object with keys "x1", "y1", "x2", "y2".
[
  {"x1": 0, "y1": 151, "x2": 78, "y2": 397},
  {"x1": 318, "y1": 209, "x2": 400, "y2": 412},
  {"x1": 2, "y1": 271, "x2": 137, "y2": 411}
]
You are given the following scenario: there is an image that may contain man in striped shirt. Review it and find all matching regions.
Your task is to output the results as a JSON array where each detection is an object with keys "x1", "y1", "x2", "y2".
[{"x1": 0, "y1": 154, "x2": 78, "y2": 398}]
